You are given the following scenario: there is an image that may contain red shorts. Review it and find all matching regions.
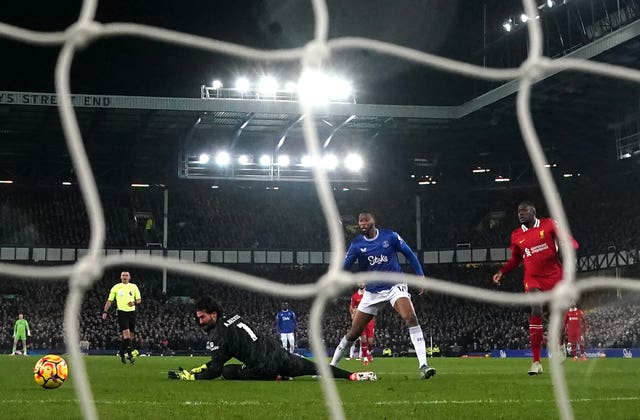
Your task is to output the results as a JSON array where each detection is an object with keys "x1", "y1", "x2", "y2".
[
  {"x1": 361, "y1": 319, "x2": 375, "y2": 339},
  {"x1": 568, "y1": 332, "x2": 583, "y2": 342},
  {"x1": 524, "y1": 276, "x2": 561, "y2": 292}
]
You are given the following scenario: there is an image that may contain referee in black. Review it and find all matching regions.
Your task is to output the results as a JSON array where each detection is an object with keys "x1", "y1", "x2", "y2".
[{"x1": 168, "y1": 296, "x2": 377, "y2": 381}]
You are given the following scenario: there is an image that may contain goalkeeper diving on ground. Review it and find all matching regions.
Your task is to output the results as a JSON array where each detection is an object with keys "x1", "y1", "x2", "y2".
[{"x1": 168, "y1": 296, "x2": 377, "y2": 382}]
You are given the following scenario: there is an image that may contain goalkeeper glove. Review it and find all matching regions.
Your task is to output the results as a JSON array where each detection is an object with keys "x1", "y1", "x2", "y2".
[
  {"x1": 167, "y1": 367, "x2": 195, "y2": 381},
  {"x1": 187, "y1": 364, "x2": 208, "y2": 375}
]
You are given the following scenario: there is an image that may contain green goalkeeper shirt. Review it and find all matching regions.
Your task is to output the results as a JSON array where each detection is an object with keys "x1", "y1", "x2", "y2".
[{"x1": 14, "y1": 319, "x2": 29, "y2": 336}]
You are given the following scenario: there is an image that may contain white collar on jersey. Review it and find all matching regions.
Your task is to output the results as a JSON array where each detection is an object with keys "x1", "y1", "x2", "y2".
[
  {"x1": 521, "y1": 217, "x2": 540, "y2": 232},
  {"x1": 364, "y1": 228, "x2": 379, "y2": 241}
]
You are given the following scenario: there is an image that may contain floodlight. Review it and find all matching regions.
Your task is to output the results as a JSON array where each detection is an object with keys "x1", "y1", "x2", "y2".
[
  {"x1": 277, "y1": 155, "x2": 290, "y2": 167},
  {"x1": 284, "y1": 81, "x2": 296, "y2": 93},
  {"x1": 235, "y1": 77, "x2": 250, "y2": 93},
  {"x1": 301, "y1": 155, "x2": 315, "y2": 167},
  {"x1": 62, "y1": 181, "x2": 72, "y2": 186},
  {"x1": 259, "y1": 154, "x2": 271, "y2": 166},
  {"x1": 344, "y1": 153, "x2": 363, "y2": 171},
  {"x1": 212, "y1": 80, "x2": 223, "y2": 90},
  {"x1": 298, "y1": 70, "x2": 329, "y2": 104},
  {"x1": 520, "y1": 14, "x2": 529, "y2": 22},
  {"x1": 131, "y1": 183, "x2": 150, "y2": 188},
  {"x1": 322, "y1": 154, "x2": 338, "y2": 170},
  {"x1": 547, "y1": 0, "x2": 555, "y2": 7},
  {"x1": 494, "y1": 177, "x2": 510, "y2": 182},
  {"x1": 238, "y1": 154, "x2": 251, "y2": 165},
  {"x1": 215, "y1": 151, "x2": 231, "y2": 166},
  {"x1": 328, "y1": 78, "x2": 353, "y2": 101},
  {"x1": 198, "y1": 153, "x2": 210, "y2": 164},
  {"x1": 503, "y1": 20, "x2": 513, "y2": 32},
  {"x1": 258, "y1": 76, "x2": 278, "y2": 96}
]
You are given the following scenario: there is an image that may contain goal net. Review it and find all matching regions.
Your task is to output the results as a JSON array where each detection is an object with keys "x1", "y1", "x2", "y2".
[{"x1": 1, "y1": 1, "x2": 640, "y2": 419}]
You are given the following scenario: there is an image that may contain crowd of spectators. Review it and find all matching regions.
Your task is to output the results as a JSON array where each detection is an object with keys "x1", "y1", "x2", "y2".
[
  {"x1": 1, "y1": 265, "x2": 638, "y2": 355},
  {"x1": 0, "y1": 172, "x2": 638, "y2": 355},
  {"x1": 0, "y1": 171, "x2": 638, "y2": 254}
]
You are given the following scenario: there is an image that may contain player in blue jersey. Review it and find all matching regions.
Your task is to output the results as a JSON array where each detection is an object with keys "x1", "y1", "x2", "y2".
[
  {"x1": 276, "y1": 302, "x2": 298, "y2": 353},
  {"x1": 330, "y1": 210, "x2": 436, "y2": 379}
]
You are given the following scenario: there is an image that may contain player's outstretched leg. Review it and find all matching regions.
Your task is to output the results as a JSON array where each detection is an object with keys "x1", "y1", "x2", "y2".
[{"x1": 349, "y1": 371, "x2": 377, "y2": 381}]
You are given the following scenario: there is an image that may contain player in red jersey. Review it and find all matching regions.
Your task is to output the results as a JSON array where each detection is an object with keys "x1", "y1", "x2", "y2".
[
  {"x1": 350, "y1": 282, "x2": 376, "y2": 365},
  {"x1": 492, "y1": 201, "x2": 579, "y2": 375},
  {"x1": 563, "y1": 304, "x2": 587, "y2": 361}
]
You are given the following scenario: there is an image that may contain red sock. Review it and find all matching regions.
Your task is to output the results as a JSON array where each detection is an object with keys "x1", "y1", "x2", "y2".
[
  {"x1": 529, "y1": 315, "x2": 543, "y2": 362},
  {"x1": 361, "y1": 342, "x2": 369, "y2": 359}
]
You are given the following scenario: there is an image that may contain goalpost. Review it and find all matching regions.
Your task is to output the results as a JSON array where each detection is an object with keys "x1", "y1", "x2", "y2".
[{"x1": 2, "y1": 1, "x2": 640, "y2": 419}]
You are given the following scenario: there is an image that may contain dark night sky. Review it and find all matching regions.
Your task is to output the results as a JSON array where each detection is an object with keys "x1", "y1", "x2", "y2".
[{"x1": 0, "y1": 0, "x2": 527, "y2": 106}]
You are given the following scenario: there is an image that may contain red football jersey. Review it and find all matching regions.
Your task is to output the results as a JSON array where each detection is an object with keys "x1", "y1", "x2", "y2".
[
  {"x1": 501, "y1": 218, "x2": 578, "y2": 289},
  {"x1": 351, "y1": 289, "x2": 364, "y2": 310},
  {"x1": 350, "y1": 288, "x2": 375, "y2": 336},
  {"x1": 564, "y1": 308, "x2": 586, "y2": 333}
]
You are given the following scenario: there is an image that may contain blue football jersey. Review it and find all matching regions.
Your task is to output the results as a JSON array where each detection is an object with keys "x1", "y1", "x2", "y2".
[
  {"x1": 343, "y1": 228, "x2": 424, "y2": 292},
  {"x1": 275, "y1": 309, "x2": 297, "y2": 334}
]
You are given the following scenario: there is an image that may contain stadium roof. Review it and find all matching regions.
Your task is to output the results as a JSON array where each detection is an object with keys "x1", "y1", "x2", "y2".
[{"x1": 1, "y1": 2, "x2": 640, "y2": 188}]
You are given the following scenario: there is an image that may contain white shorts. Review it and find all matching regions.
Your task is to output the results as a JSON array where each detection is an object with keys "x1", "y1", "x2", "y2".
[{"x1": 357, "y1": 283, "x2": 412, "y2": 316}]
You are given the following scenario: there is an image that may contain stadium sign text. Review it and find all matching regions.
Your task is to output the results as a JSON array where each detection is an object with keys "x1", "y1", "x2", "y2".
[{"x1": 0, "y1": 92, "x2": 111, "y2": 107}]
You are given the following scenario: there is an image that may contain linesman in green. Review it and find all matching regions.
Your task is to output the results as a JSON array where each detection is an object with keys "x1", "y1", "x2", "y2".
[
  {"x1": 11, "y1": 313, "x2": 31, "y2": 356},
  {"x1": 102, "y1": 271, "x2": 141, "y2": 364}
]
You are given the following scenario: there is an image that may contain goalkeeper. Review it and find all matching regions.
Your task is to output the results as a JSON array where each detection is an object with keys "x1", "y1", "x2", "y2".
[
  {"x1": 168, "y1": 296, "x2": 377, "y2": 382},
  {"x1": 11, "y1": 313, "x2": 31, "y2": 356}
]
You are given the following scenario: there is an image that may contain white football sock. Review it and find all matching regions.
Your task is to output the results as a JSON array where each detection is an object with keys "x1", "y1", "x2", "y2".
[
  {"x1": 409, "y1": 326, "x2": 428, "y2": 367},
  {"x1": 330, "y1": 336, "x2": 353, "y2": 366},
  {"x1": 349, "y1": 341, "x2": 357, "y2": 358}
]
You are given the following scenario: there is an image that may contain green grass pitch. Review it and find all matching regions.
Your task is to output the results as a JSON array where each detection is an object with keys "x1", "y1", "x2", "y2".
[{"x1": 1, "y1": 355, "x2": 638, "y2": 419}]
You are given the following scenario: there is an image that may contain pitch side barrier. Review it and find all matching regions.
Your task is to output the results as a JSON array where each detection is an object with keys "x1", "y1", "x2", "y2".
[
  {"x1": 0, "y1": 245, "x2": 637, "y2": 272},
  {"x1": 486, "y1": 348, "x2": 637, "y2": 359}
]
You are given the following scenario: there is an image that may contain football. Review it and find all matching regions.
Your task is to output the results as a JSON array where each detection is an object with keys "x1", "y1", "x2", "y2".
[{"x1": 34, "y1": 354, "x2": 69, "y2": 389}]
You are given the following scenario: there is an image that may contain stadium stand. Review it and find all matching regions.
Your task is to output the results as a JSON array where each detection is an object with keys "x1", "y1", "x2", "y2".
[
  {"x1": 1, "y1": 265, "x2": 638, "y2": 355},
  {"x1": 0, "y1": 170, "x2": 639, "y2": 253}
]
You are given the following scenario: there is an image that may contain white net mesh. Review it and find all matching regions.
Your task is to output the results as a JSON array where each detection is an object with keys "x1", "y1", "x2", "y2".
[{"x1": 1, "y1": 1, "x2": 640, "y2": 419}]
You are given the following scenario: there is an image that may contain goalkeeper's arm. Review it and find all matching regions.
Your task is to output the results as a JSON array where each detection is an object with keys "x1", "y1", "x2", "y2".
[
  {"x1": 167, "y1": 368, "x2": 194, "y2": 381},
  {"x1": 192, "y1": 361, "x2": 222, "y2": 380},
  {"x1": 168, "y1": 362, "x2": 222, "y2": 380}
]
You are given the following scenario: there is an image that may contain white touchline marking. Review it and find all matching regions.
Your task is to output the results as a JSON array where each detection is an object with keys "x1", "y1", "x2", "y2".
[
  {"x1": 373, "y1": 397, "x2": 640, "y2": 405},
  {"x1": 0, "y1": 396, "x2": 637, "y2": 407}
]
